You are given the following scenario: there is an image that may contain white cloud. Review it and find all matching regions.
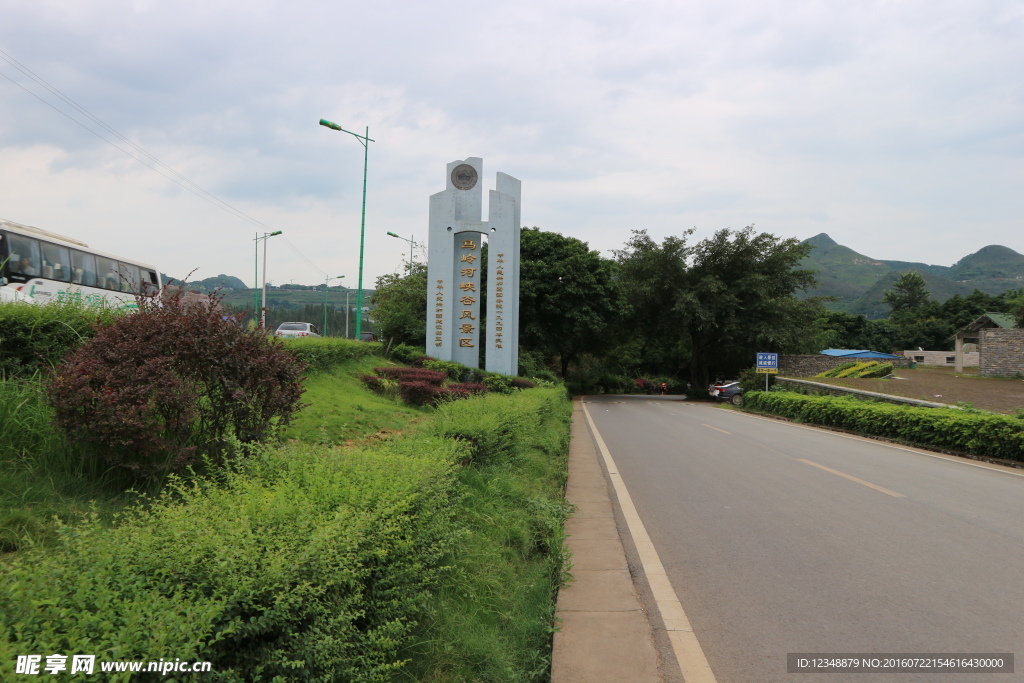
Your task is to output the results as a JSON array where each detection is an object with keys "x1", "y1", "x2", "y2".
[{"x1": 0, "y1": 0, "x2": 1021, "y2": 288}]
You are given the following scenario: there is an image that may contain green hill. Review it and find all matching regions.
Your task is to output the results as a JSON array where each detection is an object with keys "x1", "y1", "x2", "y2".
[
  {"x1": 845, "y1": 269, "x2": 973, "y2": 318},
  {"x1": 800, "y1": 234, "x2": 1024, "y2": 317},
  {"x1": 947, "y1": 245, "x2": 1024, "y2": 294}
]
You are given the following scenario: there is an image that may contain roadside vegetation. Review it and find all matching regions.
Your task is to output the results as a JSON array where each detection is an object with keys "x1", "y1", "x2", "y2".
[
  {"x1": 743, "y1": 390, "x2": 1024, "y2": 462},
  {"x1": 1, "y1": 296, "x2": 571, "y2": 681}
]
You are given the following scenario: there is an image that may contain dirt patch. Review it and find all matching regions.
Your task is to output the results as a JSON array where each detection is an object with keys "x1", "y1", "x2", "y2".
[{"x1": 790, "y1": 365, "x2": 1024, "y2": 415}]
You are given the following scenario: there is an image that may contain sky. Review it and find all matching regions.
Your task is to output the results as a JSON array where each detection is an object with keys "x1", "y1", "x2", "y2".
[{"x1": 1, "y1": 0, "x2": 1021, "y2": 290}]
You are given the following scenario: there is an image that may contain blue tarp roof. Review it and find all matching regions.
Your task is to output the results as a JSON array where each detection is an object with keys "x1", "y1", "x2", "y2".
[{"x1": 821, "y1": 349, "x2": 902, "y2": 359}]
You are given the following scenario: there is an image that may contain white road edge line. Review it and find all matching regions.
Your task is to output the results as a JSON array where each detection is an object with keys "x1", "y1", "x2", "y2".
[
  {"x1": 727, "y1": 409, "x2": 1024, "y2": 479},
  {"x1": 581, "y1": 401, "x2": 717, "y2": 683}
]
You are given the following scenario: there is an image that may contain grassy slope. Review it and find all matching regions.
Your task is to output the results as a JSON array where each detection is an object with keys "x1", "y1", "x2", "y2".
[
  {"x1": 3, "y1": 353, "x2": 572, "y2": 681},
  {"x1": 282, "y1": 356, "x2": 431, "y2": 446}
]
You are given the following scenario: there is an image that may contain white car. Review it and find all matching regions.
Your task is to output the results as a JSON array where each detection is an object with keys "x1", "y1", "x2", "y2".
[{"x1": 274, "y1": 322, "x2": 321, "y2": 338}]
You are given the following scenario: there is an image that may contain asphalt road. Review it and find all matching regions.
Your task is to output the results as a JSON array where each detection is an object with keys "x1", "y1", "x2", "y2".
[{"x1": 582, "y1": 395, "x2": 1024, "y2": 682}]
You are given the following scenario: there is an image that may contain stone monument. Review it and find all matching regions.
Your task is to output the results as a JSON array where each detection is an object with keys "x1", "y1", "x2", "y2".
[{"x1": 426, "y1": 157, "x2": 520, "y2": 375}]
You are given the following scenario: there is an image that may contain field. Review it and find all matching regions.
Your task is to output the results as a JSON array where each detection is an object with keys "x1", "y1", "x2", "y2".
[{"x1": 803, "y1": 365, "x2": 1024, "y2": 414}]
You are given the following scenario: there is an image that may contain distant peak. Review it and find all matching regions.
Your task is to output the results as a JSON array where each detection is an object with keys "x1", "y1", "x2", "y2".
[{"x1": 804, "y1": 233, "x2": 838, "y2": 247}]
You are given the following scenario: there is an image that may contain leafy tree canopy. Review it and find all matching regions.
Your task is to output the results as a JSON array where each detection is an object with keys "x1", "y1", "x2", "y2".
[
  {"x1": 617, "y1": 226, "x2": 819, "y2": 386},
  {"x1": 511, "y1": 228, "x2": 621, "y2": 377},
  {"x1": 371, "y1": 262, "x2": 427, "y2": 347},
  {"x1": 882, "y1": 271, "x2": 931, "y2": 316}
]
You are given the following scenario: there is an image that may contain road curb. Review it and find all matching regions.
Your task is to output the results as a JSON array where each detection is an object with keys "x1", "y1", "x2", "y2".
[{"x1": 551, "y1": 401, "x2": 662, "y2": 682}]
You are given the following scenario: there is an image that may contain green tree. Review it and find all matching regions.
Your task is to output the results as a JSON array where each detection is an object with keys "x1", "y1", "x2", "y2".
[
  {"x1": 617, "y1": 227, "x2": 819, "y2": 387},
  {"x1": 371, "y1": 262, "x2": 427, "y2": 347},
  {"x1": 882, "y1": 271, "x2": 930, "y2": 315},
  {"x1": 509, "y1": 229, "x2": 621, "y2": 377}
]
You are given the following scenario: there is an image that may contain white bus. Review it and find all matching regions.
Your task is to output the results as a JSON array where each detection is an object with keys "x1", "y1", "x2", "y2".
[{"x1": 0, "y1": 218, "x2": 161, "y2": 310}]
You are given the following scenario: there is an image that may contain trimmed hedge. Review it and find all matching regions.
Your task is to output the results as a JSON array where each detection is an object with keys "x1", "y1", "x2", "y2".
[
  {"x1": 374, "y1": 367, "x2": 447, "y2": 385},
  {"x1": 283, "y1": 336, "x2": 382, "y2": 373},
  {"x1": 0, "y1": 437, "x2": 466, "y2": 681},
  {"x1": 744, "y1": 391, "x2": 1024, "y2": 461},
  {"x1": 816, "y1": 361, "x2": 857, "y2": 378}
]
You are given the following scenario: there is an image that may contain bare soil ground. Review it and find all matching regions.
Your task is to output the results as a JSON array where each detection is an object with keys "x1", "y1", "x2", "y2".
[{"x1": 794, "y1": 365, "x2": 1024, "y2": 415}]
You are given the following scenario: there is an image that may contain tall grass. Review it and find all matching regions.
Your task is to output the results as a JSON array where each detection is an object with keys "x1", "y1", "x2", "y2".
[
  {"x1": 400, "y1": 389, "x2": 573, "y2": 681},
  {"x1": 0, "y1": 376, "x2": 139, "y2": 552}
]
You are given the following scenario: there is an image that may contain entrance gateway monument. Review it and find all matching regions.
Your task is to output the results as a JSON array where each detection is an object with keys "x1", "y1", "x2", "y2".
[{"x1": 426, "y1": 157, "x2": 520, "y2": 375}]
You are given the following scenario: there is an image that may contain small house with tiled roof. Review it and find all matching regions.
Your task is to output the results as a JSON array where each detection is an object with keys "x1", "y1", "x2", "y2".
[{"x1": 953, "y1": 312, "x2": 1023, "y2": 376}]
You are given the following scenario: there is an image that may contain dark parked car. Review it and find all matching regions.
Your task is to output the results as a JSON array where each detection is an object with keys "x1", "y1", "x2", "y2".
[{"x1": 708, "y1": 380, "x2": 744, "y2": 406}]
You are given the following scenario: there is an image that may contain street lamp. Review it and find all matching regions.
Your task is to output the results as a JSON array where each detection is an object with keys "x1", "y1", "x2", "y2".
[
  {"x1": 319, "y1": 117, "x2": 374, "y2": 340},
  {"x1": 386, "y1": 231, "x2": 418, "y2": 268},
  {"x1": 254, "y1": 230, "x2": 283, "y2": 329},
  {"x1": 322, "y1": 275, "x2": 344, "y2": 336}
]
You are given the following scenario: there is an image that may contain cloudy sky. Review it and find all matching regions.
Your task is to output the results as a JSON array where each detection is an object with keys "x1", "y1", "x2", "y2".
[{"x1": 1, "y1": 0, "x2": 1021, "y2": 289}]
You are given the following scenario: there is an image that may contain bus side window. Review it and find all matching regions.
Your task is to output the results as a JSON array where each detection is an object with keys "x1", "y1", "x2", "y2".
[
  {"x1": 40, "y1": 242, "x2": 71, "y2": 282},
  {"x1": 118, "y1": 263, "x2": 140, "y2": 294},
  {"x1": 96, "y1": 257, "x2": 119, "y2": 291},
  {"x1": 70, "y1": 250, "x2": 98, "y2": 287},
  {"x1": 142, "y1": 270, "x2": 159, "y2": 295},
  {"x1": 8, "y1": 234, "x2": 41, "y2": 277}
]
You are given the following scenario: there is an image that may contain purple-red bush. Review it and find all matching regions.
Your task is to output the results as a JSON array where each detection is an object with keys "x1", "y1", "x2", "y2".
[
  {"x1": 510, "y1": 378, "x2": 537, "y2": 389},
  {"x1": 48, "y1": 289, "x2": 306, "y2": 478},
  {"x1": 359, "y1": 374, "x2": 386, "y2": 394},
  {"x1": 399, "y1": 380, "x2": 440, "y2": 407},
  {"x1": 373, "y1": 367, "x2": 446, "y2": 385}
]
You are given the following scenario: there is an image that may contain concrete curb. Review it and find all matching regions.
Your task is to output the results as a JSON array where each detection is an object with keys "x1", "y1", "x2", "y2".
[{"x1": 550, "y1": 402, "x2": 662, "y2": 682}]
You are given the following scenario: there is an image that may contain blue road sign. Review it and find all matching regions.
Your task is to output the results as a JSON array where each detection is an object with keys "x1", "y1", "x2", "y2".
[{"x1": 756, "y1": 352, "x2": 779, "y2": 374}]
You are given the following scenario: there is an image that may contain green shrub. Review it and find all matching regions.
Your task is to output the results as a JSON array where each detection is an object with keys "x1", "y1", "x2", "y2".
[
  {"x1": 423, "y1": 358, "x2": 471, "y2": 381},
  {"x1": 430, "y1": 392, "x2": 547, "y2": 465},
  {"x1": 744, "y1": 391, "x2": 1024, "y2": 461},
  {"x1": 283, "y1": 336, "x2": 381, "y2": 372},
  {"x1": 834, "y1": 361, "x2": 876, "y2": 378},
  {"x1": 482, "y1": 374, "x2": 516, "y2": 394},
  {"x1": 48, "y1": 290, "x2": 306, "y2": 479},
  {"x1": 0, "y1": 298, "x2": 122, "y2": 377},
  {"x1": 858, "y1": 362, "x2": 893, "y2": 378},
  {"x1": 0, "y1": 437, "x2": 466, "y2": 681},
  {"x1": 389, "y1": 342, "x2": 425, "y2": 365}
]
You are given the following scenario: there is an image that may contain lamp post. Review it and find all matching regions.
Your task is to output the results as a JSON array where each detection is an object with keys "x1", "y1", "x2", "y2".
[
  {"x1": 386, "y1": 231, "x2": 417, "y2": 268},
  {"x1": 319, "y1": 117, "x2": 374, "y2": 340},
  {"x1": 322, "y1": 275, "x2": 344, "y2": 336},
  {"x1": 254, "y1": 230, "x2": 282, "y2": 329}
]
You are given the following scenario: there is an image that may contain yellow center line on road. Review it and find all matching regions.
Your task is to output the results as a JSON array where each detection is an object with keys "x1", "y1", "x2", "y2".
[
  {"x1": 701, "y1": 423, "x2": 731, "y2": 435},
  {"x1": 797, "y1": 459, "x2": 905, "y2": 498}
]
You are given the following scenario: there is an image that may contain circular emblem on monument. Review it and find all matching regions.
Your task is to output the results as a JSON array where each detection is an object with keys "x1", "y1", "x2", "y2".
[{"x1": 451, "y1": 164, "x2": 478, "y2": 191}]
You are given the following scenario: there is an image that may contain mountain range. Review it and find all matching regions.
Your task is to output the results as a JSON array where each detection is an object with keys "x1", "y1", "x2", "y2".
[{"x1": 799, "y1": 234, "x2": 1024, "y2": 318}]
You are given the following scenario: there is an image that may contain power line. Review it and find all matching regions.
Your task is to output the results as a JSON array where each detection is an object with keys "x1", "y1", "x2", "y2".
[{"x1": 0, "y1": 48, "x2": 328, "y2": 279}]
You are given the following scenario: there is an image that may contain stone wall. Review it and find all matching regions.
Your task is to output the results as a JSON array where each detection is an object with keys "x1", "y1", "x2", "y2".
[
  {"x1": 980, "y1": 329, "x2": 1024, "y2": 378},
  {"x1": 779, "y1": 354, "x2": 911, "y2": 377},
  {"x1": 903, "y1": 350, "x2": 979, "y2": 367}
]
